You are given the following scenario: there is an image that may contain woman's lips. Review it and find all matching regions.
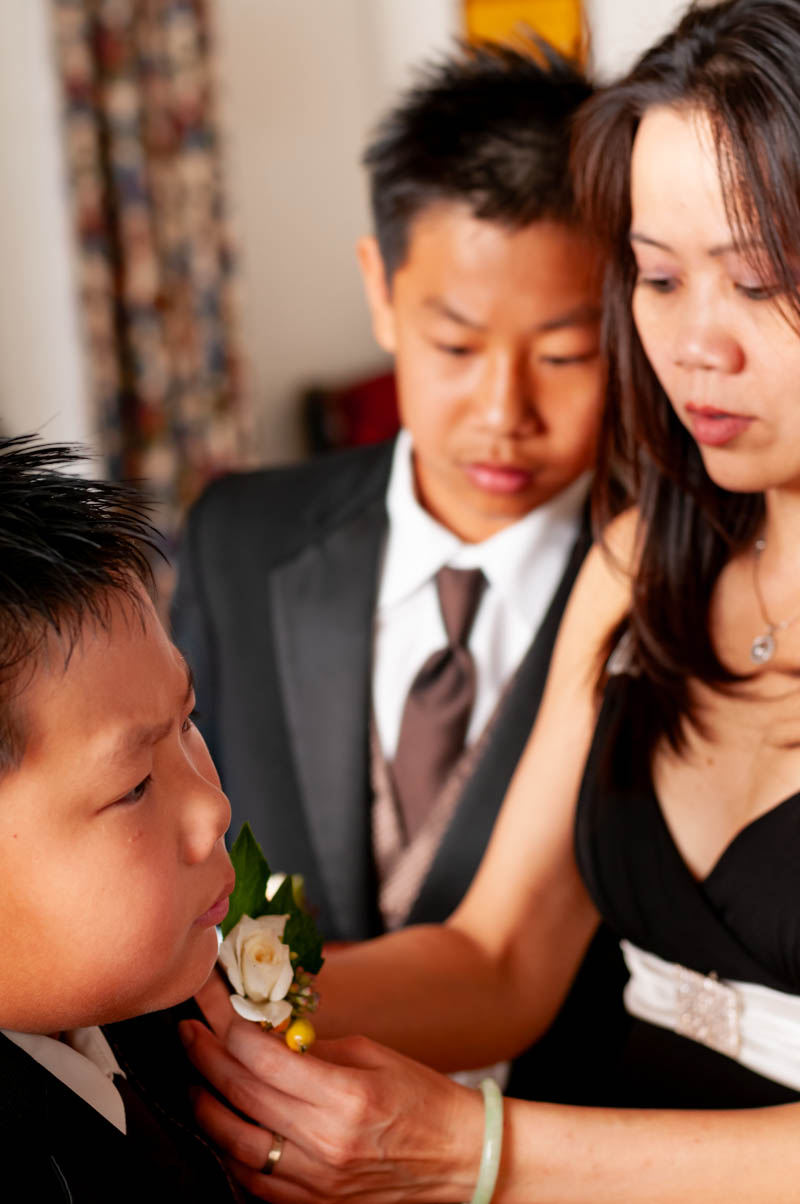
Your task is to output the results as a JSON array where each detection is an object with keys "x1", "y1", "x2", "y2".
[
  {"x1": 686, "y1": 404, "x2": 753, "y2": 447},
  {"x1": 464, "y1": 462, "x2": 534, "y2": 494}
]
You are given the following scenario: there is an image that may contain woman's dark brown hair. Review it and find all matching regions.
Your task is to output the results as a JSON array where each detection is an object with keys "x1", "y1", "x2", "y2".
[{"x1": 572, "y1": 0, "x2": 800, "y2": 752}]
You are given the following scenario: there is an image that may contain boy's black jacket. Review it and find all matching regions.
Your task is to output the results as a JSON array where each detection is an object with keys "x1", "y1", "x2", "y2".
[{"x1": 0, "y1": 1000, "x2": 251, "y2": 1203}]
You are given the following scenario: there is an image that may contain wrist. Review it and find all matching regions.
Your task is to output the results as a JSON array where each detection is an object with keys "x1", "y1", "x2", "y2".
[
  {"x1": 468, "y1": 1078, "x2": 504, "y2": 1204},
  {"x1": 443, "y1": 1079, "x2": 488, "y2": 1203}
]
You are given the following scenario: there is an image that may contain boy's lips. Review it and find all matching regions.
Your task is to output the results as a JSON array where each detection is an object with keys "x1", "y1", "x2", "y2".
[
  {"x1": 685, "y1": 403, "x2": 753, "y2": 447},
  {"x1": 195, "y1": 875, "x2": 235, "y2": 928},
  {"x1": 464, "y1": 461, "x2": 534, "y2": 495}
]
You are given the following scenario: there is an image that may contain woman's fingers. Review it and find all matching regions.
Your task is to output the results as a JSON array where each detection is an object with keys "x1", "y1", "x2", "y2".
[
  {"x1": 181, "y1": 1012, "x2": 485, "y2": 1202},
  {"x1": 180, "y1": 1018, "x2": 306, "y2": 1138},
  {"x1": 195, "y1": 967, "x2": 236, "y2": 1039},
  {"x1": 223, "y1": 1014, "x2": 354, "y2": 1107},
  {"x1": 189, "y1": 1086, "x2": 322, "y2": 1203},
  {"x1": 191, "y1": 1084, "x2": 274, "y2": 1170}
]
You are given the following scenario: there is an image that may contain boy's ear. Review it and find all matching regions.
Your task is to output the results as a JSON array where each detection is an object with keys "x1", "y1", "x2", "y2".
[{"x1": 357, "y1": 236, "x2": 397, "y2": 354}]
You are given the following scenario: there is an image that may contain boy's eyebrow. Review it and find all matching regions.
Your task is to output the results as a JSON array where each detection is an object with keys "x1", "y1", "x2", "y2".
[
  {"x1": 423, "y1": 297, "x2": 487, "y2": 330},
  {"x1": 107, "y1": 658, "x2": 195, "y2": 765},
  {"x1": 536, "y1": 302, "x2": 601, "y2": 333},
  {"x1": 422, "y1": 296, "x2": 600, "y2": 333}
]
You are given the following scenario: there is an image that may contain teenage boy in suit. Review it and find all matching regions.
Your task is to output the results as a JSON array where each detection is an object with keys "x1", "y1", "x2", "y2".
[
  {"x1": 173, "y1": 42, "x2": 628, "y2": 1101},
  {"x1": 0, "y1": 437, "x2": 243, "y2": 1202}
]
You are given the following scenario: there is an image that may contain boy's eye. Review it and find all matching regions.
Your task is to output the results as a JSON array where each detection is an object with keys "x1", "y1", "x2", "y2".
[
  {"x1": 434, "y1": 342, "x2": 474, "y2": 357},
  {"x1": 114, "y1": 775, "x2": 152, "y2": 807},
  {"x1": 635, "y1": 273, "x2": 677, "y2": 294},
  {"x1": 182, "y1": 711, "x2": 198, "y2": 734},
  {"x1": 540, "y1": 350, "x2": 599, "y2": 367}
]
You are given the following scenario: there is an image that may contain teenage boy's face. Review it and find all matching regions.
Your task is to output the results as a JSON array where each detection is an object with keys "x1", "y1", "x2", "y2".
[
  {"x1": 0, "y1": 590, "x2": 233, "y2": 1033},
  {"x1": 359, "y1": 202, "x2": 605, "y2": 542}
]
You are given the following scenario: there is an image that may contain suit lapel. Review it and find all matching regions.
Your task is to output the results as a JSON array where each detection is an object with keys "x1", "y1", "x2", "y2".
[
  {"x1": 407, "y1": 523, "x2": 592, "y2": 924},
  {"x1": 270, "y1": 495, "x2": 386, "y2": 940}
]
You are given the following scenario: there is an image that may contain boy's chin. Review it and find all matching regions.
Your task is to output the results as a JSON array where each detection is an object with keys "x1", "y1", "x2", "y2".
[
  {"x1": 106, "y1": 931, "x2": 222, "y2": 1024},
  {"x1": 144, "y1": 934, "x2": 221, "y2": 1016}
]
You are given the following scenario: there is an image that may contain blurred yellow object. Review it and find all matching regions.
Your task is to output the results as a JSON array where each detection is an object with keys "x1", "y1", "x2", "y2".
[{"x1": 464, "y1": 0, "x2": 586, "y2": 63}]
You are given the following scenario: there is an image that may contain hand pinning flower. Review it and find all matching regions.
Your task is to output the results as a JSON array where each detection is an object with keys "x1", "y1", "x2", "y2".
[{"x1": 217, "y1": 823, "x2": 324, "y2": 1050}]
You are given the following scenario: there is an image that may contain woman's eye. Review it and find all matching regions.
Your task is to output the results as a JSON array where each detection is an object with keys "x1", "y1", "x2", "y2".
[
  {"x1": 182, "y1": 711, "x2": 198, "y2": 734},
  {"x1": 435, "y1": 342, "x2": 473, "y2": 357},
  {"x1": 735, "y1": 282, "x2": 783, "y2": 301},
  {"x1": 115, "y1": 775, "x2": 152, "y2": 807}
]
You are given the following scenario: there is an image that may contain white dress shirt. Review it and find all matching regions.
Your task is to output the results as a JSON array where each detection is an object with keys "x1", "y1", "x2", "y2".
[
  {"x1": 2, "y1": 1025, "x2": 127, "y2": 1133},
  {"x1": 374, "y1": 429, "x2": 590, "y2": 760}
]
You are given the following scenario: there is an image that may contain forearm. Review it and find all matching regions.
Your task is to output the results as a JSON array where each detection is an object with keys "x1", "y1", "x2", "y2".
[
  {"x1": 315, "y1": 903, "x2": 596, "y2": 1070},
  {"x1": 497, "y1": 1098, "x2": 800, "y2": 1203}
]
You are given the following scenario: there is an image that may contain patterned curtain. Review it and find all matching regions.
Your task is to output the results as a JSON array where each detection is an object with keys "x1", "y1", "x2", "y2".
[{"x1": 49, "y1": 0, "x2": 248, "y2": 558}]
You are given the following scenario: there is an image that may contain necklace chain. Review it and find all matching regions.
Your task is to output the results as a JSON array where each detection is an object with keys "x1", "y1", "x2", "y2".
[{"x1": 750, "y1": 536, "x2": 800, "y2": 665}]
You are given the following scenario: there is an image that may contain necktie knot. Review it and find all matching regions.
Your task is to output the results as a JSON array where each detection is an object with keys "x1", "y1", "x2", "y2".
[{"x1": 436, "y1": 566, "x2": 486, "y2": 648}]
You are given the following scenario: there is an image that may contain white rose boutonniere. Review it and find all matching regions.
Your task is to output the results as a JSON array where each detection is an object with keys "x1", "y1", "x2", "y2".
[
  {"x1": 217, "y1": 823, "x2": 324, "y2": 1052},
  {"x1": 218, "y1": 914, "x2": 295, "y2": 1027}
]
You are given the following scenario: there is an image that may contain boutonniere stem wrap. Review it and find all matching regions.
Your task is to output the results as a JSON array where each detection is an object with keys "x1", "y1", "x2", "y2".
[{"x1": 217, "y1": 823, "x2": 324, "y2": 1052}]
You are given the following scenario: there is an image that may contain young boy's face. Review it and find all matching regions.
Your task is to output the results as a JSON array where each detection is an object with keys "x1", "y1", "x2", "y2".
[
  {"x1": 0, "y1": 590, "x2": 233, "y2": 1034},
  {"x1": 359, "y1": 202, "x2": 605, "y2": 542}
]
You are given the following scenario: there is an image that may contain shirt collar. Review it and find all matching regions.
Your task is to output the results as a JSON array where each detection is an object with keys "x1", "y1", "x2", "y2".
[
  {"x1": 379, "y1": 428, "x2": 589, "y2": 624},
  {"x1": 2, "y1": 1025, "x2": 127, "y2": 1133}
]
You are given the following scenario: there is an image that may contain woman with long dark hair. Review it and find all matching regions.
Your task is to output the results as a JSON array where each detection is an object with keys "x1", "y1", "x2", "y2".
[{"x1": 180, "y1": 2, "x2": 800, "y2": 1198}]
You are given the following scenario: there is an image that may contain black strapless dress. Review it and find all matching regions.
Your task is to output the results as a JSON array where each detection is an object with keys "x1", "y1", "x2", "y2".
[{"x1": 575, "y1": 671, "x2": 800, "y2": 1108}]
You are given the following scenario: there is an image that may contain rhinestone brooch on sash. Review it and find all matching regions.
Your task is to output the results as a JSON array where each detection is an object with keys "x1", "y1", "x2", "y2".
[{"x1": 675, "y1": 965, "x2": 741, "y2": 1057}]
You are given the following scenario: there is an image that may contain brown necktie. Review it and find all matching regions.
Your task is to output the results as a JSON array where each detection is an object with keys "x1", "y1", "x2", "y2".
[{"x1": 392, "y1": 566, "x2": 486, "y2": 841}]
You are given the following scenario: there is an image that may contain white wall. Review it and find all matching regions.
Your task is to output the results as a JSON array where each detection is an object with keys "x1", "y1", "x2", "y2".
[
  {"x1": 0, "y1": 0, "x2": 92, "y2": 450},
  {"x1": 212, "y1": 0, "x2": 460, "y2": 462},
  {"x1": 586, "y1": 0, "x2": 690, "y2": 80}
]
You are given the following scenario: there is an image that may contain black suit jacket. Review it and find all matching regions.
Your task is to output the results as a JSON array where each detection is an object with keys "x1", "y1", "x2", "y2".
[
  {"x1": 0, "y1": 1005, "x2": 244, "y2": 1203},
  {"x1": 173, "y1": 440, "x2": 589, "y2": 941}
]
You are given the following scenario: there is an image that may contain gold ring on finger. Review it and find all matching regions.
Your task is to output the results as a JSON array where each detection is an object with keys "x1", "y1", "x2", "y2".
[{"x1": 262, "y1": 1130, "x2": 285, "y2": 1176}]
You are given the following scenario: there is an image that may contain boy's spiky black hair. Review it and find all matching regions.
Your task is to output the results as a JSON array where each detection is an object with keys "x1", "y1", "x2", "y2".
[
  {"x1": 363, "y1": 36, "x2": 593, "y2": 279},
  {"x1": 0, "y1": 434, "x2": 159, "y2": 771}
]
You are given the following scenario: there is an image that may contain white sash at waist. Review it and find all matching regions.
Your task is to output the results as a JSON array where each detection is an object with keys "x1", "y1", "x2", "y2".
[{"x1": 620, "y1": 939, "x2": 800, "y2": 1092}]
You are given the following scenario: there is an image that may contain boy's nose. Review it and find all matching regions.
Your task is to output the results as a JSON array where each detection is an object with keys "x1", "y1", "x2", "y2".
[
  {"x1": 182, "y1": 762, "x2": 232, "y2": 864},
  {"x1": 474, "y1": 352, "x2": 536, "y2": 434},
  {"x1": 672, "y1": 324, "x2": 744, "y2": 374}
]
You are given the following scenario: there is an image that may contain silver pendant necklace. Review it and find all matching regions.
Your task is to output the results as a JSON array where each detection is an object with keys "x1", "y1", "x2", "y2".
[{"x1": 750, "y1": 536, "x2": 800, "y2": 665}]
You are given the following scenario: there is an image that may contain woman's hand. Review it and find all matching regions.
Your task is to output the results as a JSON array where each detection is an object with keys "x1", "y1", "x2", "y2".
[{"x1": 183, "y1": 971, "x2": 484, "y2": 1203}]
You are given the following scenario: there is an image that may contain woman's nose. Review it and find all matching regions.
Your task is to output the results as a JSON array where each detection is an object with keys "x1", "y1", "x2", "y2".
[{"x1": 672, "y1": 324, "x2": 745, "y2": 374}]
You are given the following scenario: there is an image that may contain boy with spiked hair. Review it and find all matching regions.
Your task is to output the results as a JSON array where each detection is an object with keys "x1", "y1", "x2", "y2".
[
  {"x1": 173, "y1": 39, "x2": 627, "y2": 1103},
  {"x1": 0, "y1": 436, "x2": 242, "y2": 1200}
]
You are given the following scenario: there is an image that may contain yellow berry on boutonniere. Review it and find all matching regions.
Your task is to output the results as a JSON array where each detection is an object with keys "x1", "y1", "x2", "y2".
[{"x1": 285, "y1": 1018, "x2": 316, "y2": 1053}]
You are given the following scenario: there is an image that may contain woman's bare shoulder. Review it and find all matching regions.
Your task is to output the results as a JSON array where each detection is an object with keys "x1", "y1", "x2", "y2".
[
  {"x1": 598, "y1": 505, "x2": 642, "y2": 576},
  {"x1": 557, "y1": 507, "x2": 638, "y2": 657}
]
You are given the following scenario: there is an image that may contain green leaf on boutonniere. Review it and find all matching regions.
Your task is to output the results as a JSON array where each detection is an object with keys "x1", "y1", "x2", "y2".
[
  {"x1": 222, "y1": 823, "x2": 325, "y2": 975},
  {"x1": 263, "y1": 873, "x2": 324, "y2": 975},
  {"x1": 221, "y1": 822, "x2": 271, "y2": 937},
  {"x1": 282, "y1": 908, "x2": 324, "y2": 976}
]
